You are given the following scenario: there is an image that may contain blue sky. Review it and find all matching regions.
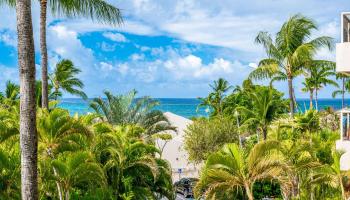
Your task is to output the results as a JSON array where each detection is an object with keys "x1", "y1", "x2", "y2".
[{"x1": 0, "y1": 0, "x2": 350, "y2": 98}]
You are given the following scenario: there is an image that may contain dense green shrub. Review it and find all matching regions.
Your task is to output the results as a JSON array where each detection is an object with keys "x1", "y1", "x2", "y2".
[{"x1": 184, "y1": 116, "x2": 239, "y2": 162}]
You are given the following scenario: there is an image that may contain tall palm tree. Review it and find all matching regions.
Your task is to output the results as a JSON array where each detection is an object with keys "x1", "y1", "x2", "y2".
[
  {"x1": 15, "y1": 0, "x2": 38, "y2": 198},
  {"x1": 332, "y1": 72, "x2": 350, "y2": 108},
  {"x1": 249, "y1": 14, "x2": 333, "y2": 116},
  {"x1": 50, "y1": 59, "x2": 87, "y2": 100},
  {"x1": 305, "y1": 61, "x2": 338, "y2": 110},
  {"x1": 39, "y1": 0, "x2": 122, "y2": 109},
  {"x1": 195, "y1": 141, "x2": 290, "y2": 200}
]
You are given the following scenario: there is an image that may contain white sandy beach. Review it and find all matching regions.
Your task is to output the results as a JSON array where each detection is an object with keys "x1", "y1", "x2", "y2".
[{"x1": 160, "y1": 112, "x2": 201, "y2": 182}]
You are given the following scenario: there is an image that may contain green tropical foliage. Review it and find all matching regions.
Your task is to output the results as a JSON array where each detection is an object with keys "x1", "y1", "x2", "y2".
[
  {"x1": 0, "y1": 6, "x2": 349, "y2": 200},
  {"x1": 184, "y1": 116, "x2": 239, "y2": 162},
  {"x1": 195, "y1": 141, "x2": 290, "y2": 200},
  {"x1": 236, "y1": 85, "x2": 288, "y2": 140}
]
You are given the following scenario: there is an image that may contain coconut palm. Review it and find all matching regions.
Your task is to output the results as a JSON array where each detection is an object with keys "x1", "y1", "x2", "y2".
[
  {"x1": 305, "y1": 61, "x2": 338, "y2": 110},
  {"x1": 39, "y1": 0, "x2": 122, "y2": 109},
  {"x1": 332, "y1": 73, "x2": 350, "y2": 108},
  {"x1": 50, "y1": 59, "x2": 87, "y2": 100},
  {"x1": 195, "y1": 141, "x2": 290, "y2": 200},
  {"x1": 90, "y1": 90, "x2": 175, "y2": 137},
  {"x1": 249, "y1": 14, "x2": 333, "y2": 116},
  {"x1": 14, "y1": 0, "x2": 38, "y2": 198},
  {"x1": 237, "y1": 86, "x2": 288, "y2": 140}
]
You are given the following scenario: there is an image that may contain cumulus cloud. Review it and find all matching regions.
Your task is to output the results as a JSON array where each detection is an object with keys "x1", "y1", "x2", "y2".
[
  {"x1": 0, "y1": 30, "x2": 17, "y2": 47},
  {"x1": 103, "y1": 32, "x2": 128, "y2": 42}
]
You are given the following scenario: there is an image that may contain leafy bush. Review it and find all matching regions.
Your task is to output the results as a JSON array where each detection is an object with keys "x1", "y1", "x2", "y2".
[{"x1": 184, "y1": 116, "x2": 239, "y2": 163}]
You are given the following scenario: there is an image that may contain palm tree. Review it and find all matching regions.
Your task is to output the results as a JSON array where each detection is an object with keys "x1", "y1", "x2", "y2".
[
  {"x1": 15, "y1": 0, "x2": 38, "y2": 198},
  {"x1": 50, "y1": 59, "x2": 87, "y2": 100},
  {"x1": 0, "y1": 81, "x2": 20, "y2": 107},
  {"x1": 198, "y1": 78, "x2": 232, "y2": 116},
  {"x1": 333, "y1": 72, "x2": 350, "y2": 108},
  {"x1": 37, "y1": 108, "x2": 92, "y2": 200},
  {"x1": 92, "y1": 123, "x2": 174, "y2": 200},
  {"x1": 210, "y1": 78, "x2": 232, "y2": 113},
  {"x1": 39, "y1": 0, "x2": 122, "y2": 109},
  {"x1": 237, "y1": 86, "x2": 288, "y2": 140},
  {"x1": 279, "y1": 139, "x2": 320, "y2": 198},
  {"x1": 37, "y1": 108, "x2": 91, "y2": 157},
  {"x1": 195, "y1": 141, "x2": 290, "y2": 200},
  {"x1": 305, "y1": 61, "x2": 338, "y2": 110},
  {"x1": 90, "y1": 90, "x2": 175, "y2": 137},
  {"x1": 48, "y1": 151, "x2": 106, "y2": 200},
  {"x1": 249, "y1": 14, "x2": 333, "y2": 116},
  {"x1": 302, "y1": 78, "x2": 315, "y2": 109}
]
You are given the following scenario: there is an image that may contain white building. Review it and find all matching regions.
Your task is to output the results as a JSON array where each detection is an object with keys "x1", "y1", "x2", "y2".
[
  {"x1": 336, "y1": 13, "x2": 350, "y2": 73},
  {"x1": 336, "y1": 109, "x2": 350, "y2": 170},
  {"x1": 336, "y1": 13, "x2": 350, "y2": 170}
]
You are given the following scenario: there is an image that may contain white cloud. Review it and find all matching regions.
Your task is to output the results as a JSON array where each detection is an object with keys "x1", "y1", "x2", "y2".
[
  {"x1": 103, "y1": 32, "x2": 128, "y2": 42},
  {"x1": 100, "y1": 62, "x2": 114, "y2": 71},
  {"x1": 130, "y1": 53, "x2": 145, "y2": 61},
  {"x1": 248, "y1": 63, "x2": 258, "y2": 69},
  {"x1": 164, "y1": 55, "x2": 247, "y2": 81},
  {"x1": 0, "y1": 30, "x2": 17, "y2": 47},
  {"x1": 0, "y1": 66, "x2": 18, "y2": 91}
]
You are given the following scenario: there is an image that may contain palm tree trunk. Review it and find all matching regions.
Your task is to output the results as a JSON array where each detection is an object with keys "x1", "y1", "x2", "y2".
[
  {"x1": 262, "y1": 126, "x2": 267, "y2": 140},
  {"x1": 40, "y1": 0, "x2": 49, "y2": 109},
  {"x1": 341, "y1": 179, "x2": 346, "y2": 200},
  {"x1": 315, "y1": 90, "x2": 319, "y2": 111},
  {"x1": 46, "y1": 148, "x2": 63, "y2": 200},
  {"x1": 55, "y1": 87, "x2": 59, "y2": 101},
  {"x1": 244, "y1": 183, "x2": 254, "y2": 200},
  {"x1": 65, "y1": 189, "x2": 70, "y2": 200},
  {"x1": 16, "y1": 0, "x2": 38, "y2": 199},
  {"x1": 287, "y1": 76, "x2": 295, "y2": 117},
  {"x1": 342, "y1": 77, "x2": 345, "y2": 108},
  {"x1": 309, "y1": 89, "x2": 313, "y2": 109},
  {"x1": 53, "y1": 167, "x2": 64, "y2": 200}
]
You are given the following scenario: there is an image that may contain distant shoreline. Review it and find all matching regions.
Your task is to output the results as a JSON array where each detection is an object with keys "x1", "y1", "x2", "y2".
[{"x1": 58, "y1": 98, "x2": 350, "y2": 118}]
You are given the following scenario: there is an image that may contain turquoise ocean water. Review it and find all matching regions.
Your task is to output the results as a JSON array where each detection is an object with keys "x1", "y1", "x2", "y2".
[{"x1": 58, "y1": 98, "x2": 350, "y2": 118}]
